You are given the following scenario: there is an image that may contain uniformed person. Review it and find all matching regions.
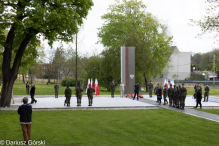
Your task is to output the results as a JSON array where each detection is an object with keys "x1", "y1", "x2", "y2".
[
  {"x1": 180, "y1": 83, "x2": 187, "y2": 110},
  {"x1": 148, "y1": 81, "x2": 153, "y2": 97},
  {"x1": 173, "y1": 85, "x2": 177, "y2": 107},
  {"x1": 76, "y1": 83, "x2": 83, "y2": 106},
  {"x1": 110, "y1": 82, "x2": 115, "y2": 98},
  {"x1": 163, "y1": 85, "x2": 168, "y2": 105},
  {"x1": 194, "y1": 83, "x2": 198, "y2": 99},
  {"x1": 154, "y1": 84, "x2": 159, "y2": 103},
  {"x1": 87, "y1": 84, "x2": 95, "y2": 106},
  {"x1": 64, "y1": 84, "x2": 72, "y2": 106},
  {"x1": 54, "y1": 83, "x2": 59, "y2": 98},
  {"x1": 168, "y1": 84, "x2": 173, "y2": 106},
  {"x1": 197, "y1": 83, "x2": 202, "y2": 93},
  {"x1": 177, "y1": 85, "x2": 182, "y2": 108},
  {"x1": 203, "y1": 84, "x2": 210, "y2": 102}
]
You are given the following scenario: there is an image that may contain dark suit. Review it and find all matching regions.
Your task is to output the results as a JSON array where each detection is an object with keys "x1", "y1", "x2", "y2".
[
  {"x1": 196, "y1": 90, "x2": 202, "y2": 108},
  {"x1": 133, "y1": 84, "x2": 140, "y2": 100}
]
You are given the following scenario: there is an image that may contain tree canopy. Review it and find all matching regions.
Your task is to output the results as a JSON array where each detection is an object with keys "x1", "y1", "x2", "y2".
[
  {"x1": 0, "y1": 0, "x2": 93, "y2": 107},
  {"x1": 97, "y1": 0, "x2": 172, "y2": 90}
]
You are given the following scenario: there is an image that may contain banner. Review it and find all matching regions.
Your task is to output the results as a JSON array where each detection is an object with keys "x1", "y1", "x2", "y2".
[
  {"x1": 95, "y1": 78, "x2": 99, "y2": 96},
  {"x1": 86, "y1": 78, "x2": 90, "y2": 93}
]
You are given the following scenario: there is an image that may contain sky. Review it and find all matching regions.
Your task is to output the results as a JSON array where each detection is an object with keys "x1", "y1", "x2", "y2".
[{"x1": 43, "y1": 0, "x2": 217, "y2": 56}]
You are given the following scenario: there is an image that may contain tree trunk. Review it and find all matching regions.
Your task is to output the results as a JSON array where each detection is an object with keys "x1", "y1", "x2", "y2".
[
  {"x1": 1, "y1": 27, "x2": 37, "y2": 107},
  {"x1": 22, "y1": 74, "x2": 25, "y2": 83},
  {"x1": 144, "y1": 72, "x2": 149, "y2": 92},
  {"x1": 47, "y1": 77, "x2": 51, "y2": 85}
]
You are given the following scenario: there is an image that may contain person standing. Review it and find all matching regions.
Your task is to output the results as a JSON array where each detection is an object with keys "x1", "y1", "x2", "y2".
[
  {"x1": 76, "y1": 84, "x2": 83, "y2": 106},
  {"x1": 180, "y1": 83, "x2": 187, "y2": 110},
  {"x1": 119, "y1": 82, "x2": 125, "y2": 98},
  {"x1": 173, "y1": 85, "x2": 177, "y2": 107},
  {"x1": 54, "y1": 83, "x2": 59, "y2": 98},
  {"x1": 110, "y1": 82, "x2": 115, "y2": 98},
  {"x1": 18, "y1": 97, "x2": 32, "y2": 145},
  {"x1": 177, "y1": 85, "x2": 182, "y2": 108},
  {"x1": 163, "y1": 85, "x2": 168, "y2": 105},
  {"x1": 203, "y1": 84, "x2": 210, "y2": 102},
  {"x1": 133, "y1": 83, "x2": 140, "y2": 100},
  {"x1": 168, "y1": 84, "x2": 173, "y2": 106},
  {"x1": 154, "y1": 84, "x2": 159, "y2": 103},
  {"x1": 26, "y1": 82, "x2": 29, "y2": 94},
  {"x1": 148, "y1": 81, "x2": 153, "y2": 97},
  {"x1": 194, "y1": 83, "x2": 197, "y2": 99},
  {"x1": 11, "y1": 89, "x2": 15, "y2": 104},
  {"x1": 157, "y1": 85, "x2": 162, "y2": 105},
  {"x1": 194, "y1": 87, "x2": 202, "y2": 109},
  {"x1": 65, "y1": 85, "x2": 72, "y2": 106},
  {"x1": 87, "y1": 84, "x2": 95, "y2": 106},
  {"x1": 30, "y1": 84, "x2": 37, "y2": 104}
]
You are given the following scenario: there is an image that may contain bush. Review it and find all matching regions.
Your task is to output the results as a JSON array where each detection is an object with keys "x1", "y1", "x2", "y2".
[{"x1": 61, "y1": 78, "x2": 84, "y2": 87}]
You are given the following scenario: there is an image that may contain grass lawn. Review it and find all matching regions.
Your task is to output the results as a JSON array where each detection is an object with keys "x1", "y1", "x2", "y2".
[
  {"x1": 0, "y1": 109, "x2": 219, "y2": 146},
  {"x1": 12, "y1": 81, "x2": 219, "y2": 96},
  {"x1": 193, "y1": 108, "x2": 219, "y2": 116}
]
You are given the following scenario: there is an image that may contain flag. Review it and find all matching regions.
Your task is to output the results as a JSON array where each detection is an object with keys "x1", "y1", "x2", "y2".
[
  {"x1": 86, "y1": 78, "x2": 90, "y2": 93},
  {"x1": 91, "y1": 78, "x2": 93, "y2": 88},
  {"x1": 95, "y1": 78, "x2": 99, "y2": 96},
  {"x1": 170, "y1": 79, "x2": 174, "y2": 86}
]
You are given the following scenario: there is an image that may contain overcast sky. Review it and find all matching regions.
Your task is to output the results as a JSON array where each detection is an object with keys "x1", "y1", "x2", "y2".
[{"x1": 44, "y1": 0, "x2": 217, "y2": 56}]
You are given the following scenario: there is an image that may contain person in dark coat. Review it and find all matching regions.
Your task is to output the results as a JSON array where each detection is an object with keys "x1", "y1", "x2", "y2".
[
  {"x1": 18, "y1": 97, "x2": 32, "y2": 145},
  {"x1": 110, "y1": 82, "x2": 115, "y2": 98},
  {"x1": 30, "y1": 84, "x2": 37, "y2": 104},
  {"x1": 157, "y1": 85, "x2": 162, "y2": 105},
  {"x1": 133, "y1": 83, "x2": 140, "y2": 100},
  {"x1": 26, "y1": 82, "x2": 29, "y2": 94},
  {"x1": 194, "y1": 87, "x2": 202, "y2": 109}
]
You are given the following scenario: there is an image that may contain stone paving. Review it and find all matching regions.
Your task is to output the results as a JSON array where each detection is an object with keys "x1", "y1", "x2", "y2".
[{"x1": 3, "y1": 94, "x2": 219, "y2": 122}]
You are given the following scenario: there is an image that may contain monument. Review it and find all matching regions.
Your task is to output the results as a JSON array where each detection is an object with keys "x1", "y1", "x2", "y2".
[{"x1": 121, "y1": 46, "x2": 135, "y2": 94}]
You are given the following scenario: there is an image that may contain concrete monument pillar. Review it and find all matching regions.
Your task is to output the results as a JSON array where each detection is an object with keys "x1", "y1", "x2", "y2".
[{"x1": 121, "y1": 46, "x2": 135, "y2": 94}]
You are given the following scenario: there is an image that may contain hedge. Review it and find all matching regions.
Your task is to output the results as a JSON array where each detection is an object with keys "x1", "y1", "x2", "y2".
[{"x1": 61, "y1": 78, "x2": 83, "y2": 87}]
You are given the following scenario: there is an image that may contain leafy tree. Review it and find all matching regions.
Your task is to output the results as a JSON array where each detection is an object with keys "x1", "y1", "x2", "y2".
[
  {"x1": 190, "y1": 0, "x2": 219, "y2": 39},
  {"x1": 0, "y1": 0, "x2": 93, "y2": 107},
  {"x1": 97, "y1": 0, "x2": 172, "y2": 91}
]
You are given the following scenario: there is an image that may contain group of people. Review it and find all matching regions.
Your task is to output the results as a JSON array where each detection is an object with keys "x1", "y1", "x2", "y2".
[
  {"x1": 26, "y1": 82, "x2": 37, "y2": 104},
  {"x1": 64, "y1": 84, "x2": 95, "y2": 107},
  {"x1": 193, "y1": 83, "x2": 210, "y2": 109},
  {"x1": 149, "y1": 81, "x2": 187, "y2": 110},
  {"x1": 149, "y1": 81, "x2": 211, "y2": 109}
]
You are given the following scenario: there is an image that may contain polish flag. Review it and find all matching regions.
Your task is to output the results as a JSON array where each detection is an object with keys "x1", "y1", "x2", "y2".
[
  {"x1": 95, "y1": 78, "x2": 99, "y2": 96},
  {"x1": 91, "y1": 78, "x2": 93, "y2": 88},
  {"x1": 86, "y1": 78, "x2": 90, "y2": 93}
]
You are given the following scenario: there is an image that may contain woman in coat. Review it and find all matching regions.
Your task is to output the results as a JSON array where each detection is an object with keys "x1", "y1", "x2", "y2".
[{"x1": 157, "y1": 85, "x2": 162, "y2": 105}]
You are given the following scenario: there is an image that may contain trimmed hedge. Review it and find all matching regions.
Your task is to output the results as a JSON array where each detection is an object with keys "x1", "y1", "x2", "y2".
[{"x1": 61, "y1": 78, "x2": 83, "y2": 87}]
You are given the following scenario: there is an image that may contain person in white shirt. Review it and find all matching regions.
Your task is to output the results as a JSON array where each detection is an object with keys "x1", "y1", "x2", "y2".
[{"x1": 119, "y1": 82, "x2": 125, "y2": 98}]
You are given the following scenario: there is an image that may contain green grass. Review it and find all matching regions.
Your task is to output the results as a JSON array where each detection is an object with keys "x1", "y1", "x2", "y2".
[
  {"x1": 193, "y1": 108, "x2": 219, "y2": 115},
  {"x1": 12, "y1": 81, "x2": 219, "y2": 96},
  {"x1": 0, "y1": 109, "x2": 219, "y2": 146}
]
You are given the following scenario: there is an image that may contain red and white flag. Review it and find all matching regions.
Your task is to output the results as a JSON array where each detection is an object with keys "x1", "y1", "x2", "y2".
[
  {"x1": 86, "y1": 78, "x2": 90, "y2": 93},
  {"x1": 95, "y1": 78, "x2": 99, "y2": 96},
  {"x1": 91, "y1": 78, "x2": 93, "y2": 88}
]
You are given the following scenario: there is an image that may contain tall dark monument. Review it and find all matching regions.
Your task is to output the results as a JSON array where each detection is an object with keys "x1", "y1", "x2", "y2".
[{"x1": 121, "y1": 47, "x2": 135, "y2": 94}]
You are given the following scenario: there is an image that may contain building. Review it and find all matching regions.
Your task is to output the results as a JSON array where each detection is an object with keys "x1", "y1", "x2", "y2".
[{"x1": 154, "y1": 46, "x2": 191, "y2": 81}]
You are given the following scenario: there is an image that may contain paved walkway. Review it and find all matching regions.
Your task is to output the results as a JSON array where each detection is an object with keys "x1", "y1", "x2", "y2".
[
  {"x1": 138, "y1": 97, "x2": 219, "y2": 123},
  {"x1": 4, "y1": 95, "x2": 219, "y2": 122}
]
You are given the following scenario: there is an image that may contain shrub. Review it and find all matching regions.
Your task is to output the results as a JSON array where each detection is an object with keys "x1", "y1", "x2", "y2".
[{"x1": 61, "y1": 78, "x2": 83, "y2": 87}]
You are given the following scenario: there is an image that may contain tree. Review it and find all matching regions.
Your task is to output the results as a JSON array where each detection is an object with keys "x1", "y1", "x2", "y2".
[
  {"x1": 97, "y1": 0, "x2": 172, "y2": 92},
  {"x1": 0, "y1": 0, "x2": 93, "y2": 107},
  {"x1": 190, "y1": 0, "x2": 219, "y2": 39}
]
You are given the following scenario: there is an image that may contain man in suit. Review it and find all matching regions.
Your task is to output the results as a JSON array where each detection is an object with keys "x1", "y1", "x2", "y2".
[{"x1": 133, "y1": 83, "x2": 140, "y2": 100}]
